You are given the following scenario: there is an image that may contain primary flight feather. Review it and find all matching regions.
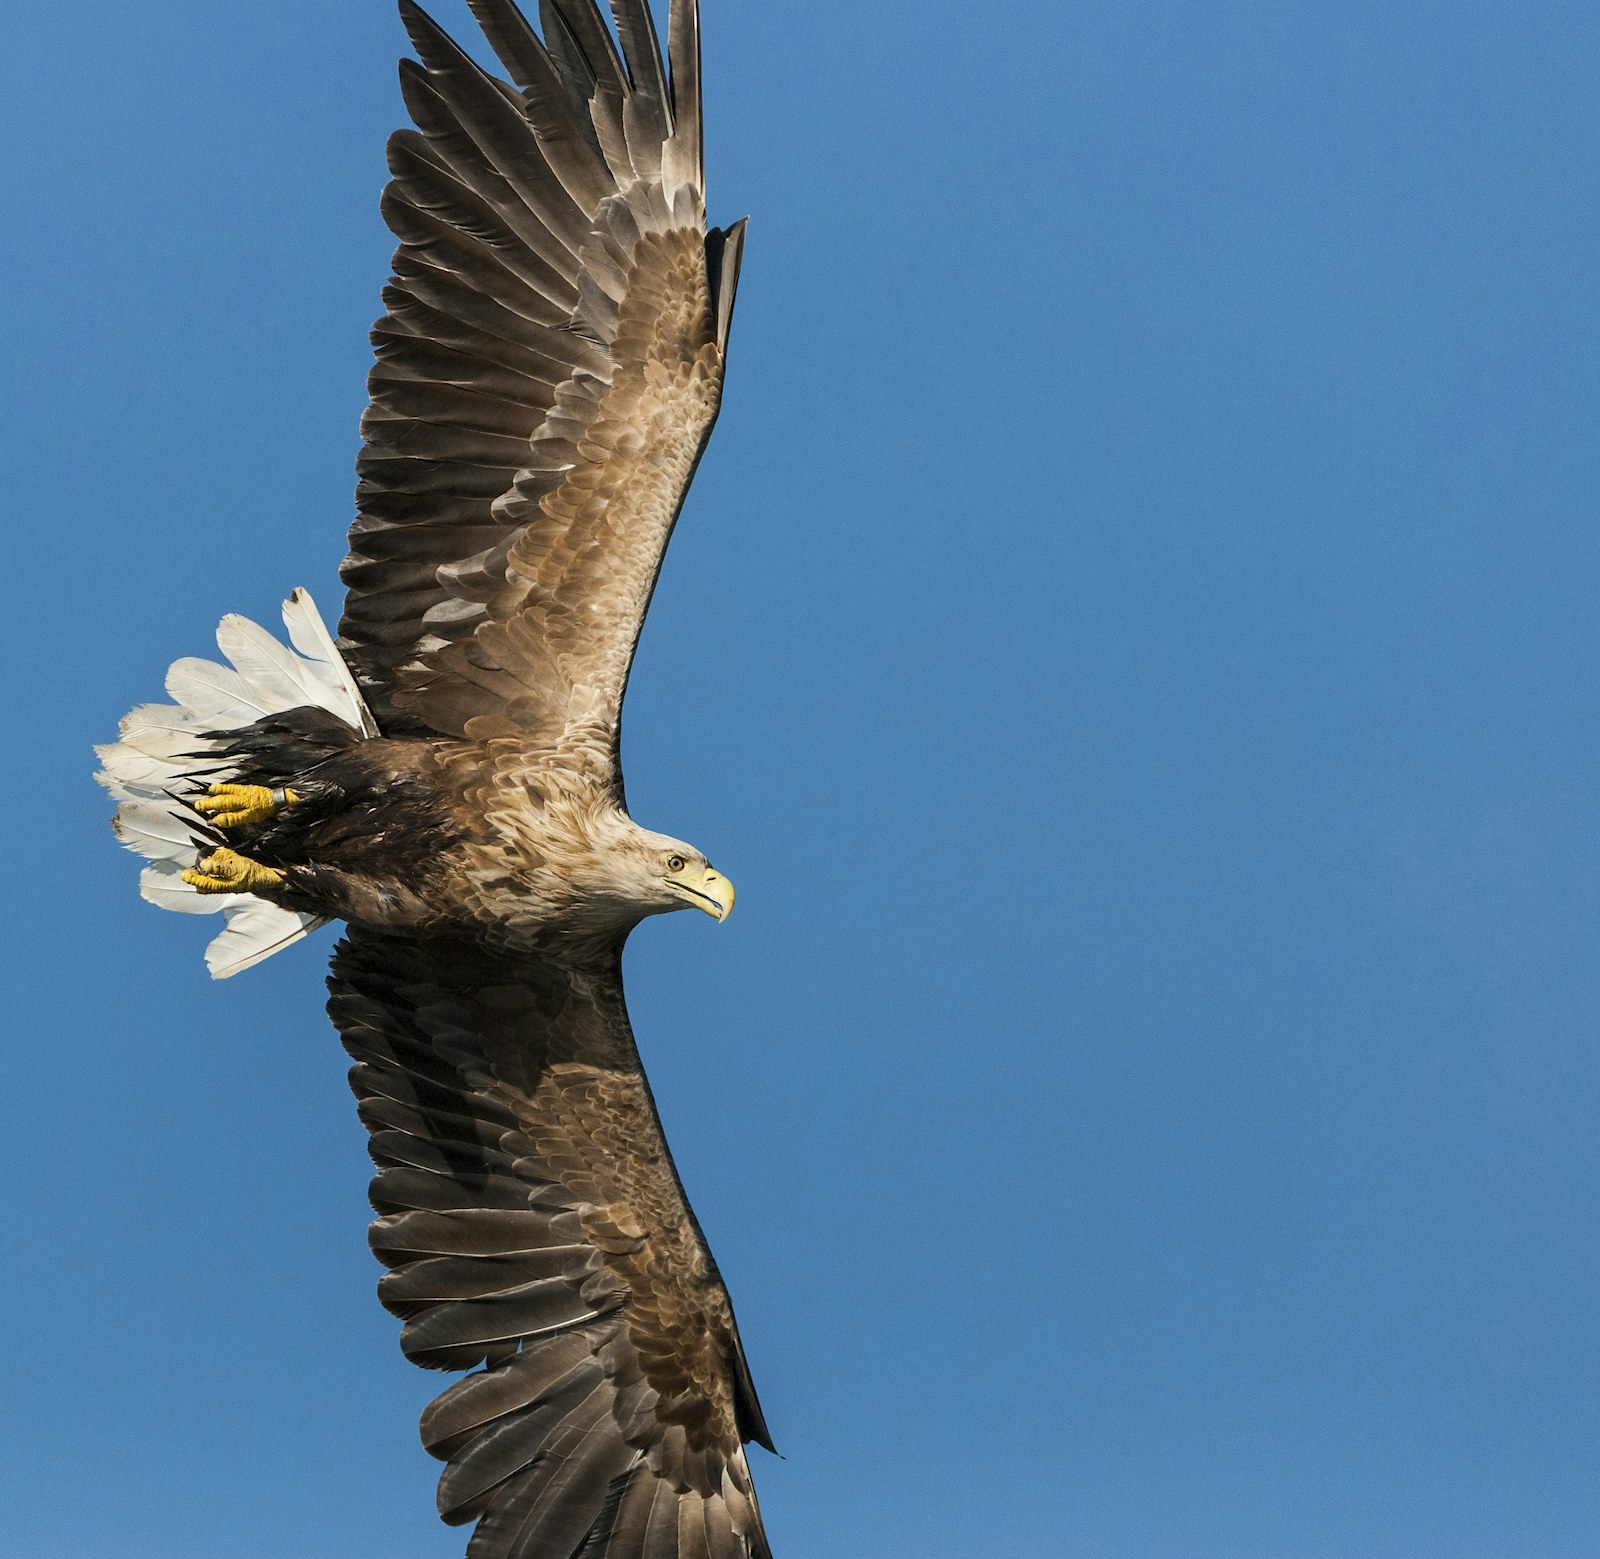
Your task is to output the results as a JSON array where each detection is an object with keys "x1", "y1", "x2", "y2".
[{"x1": 95, "y1": 2, "x2": 774, "y2": 1554}]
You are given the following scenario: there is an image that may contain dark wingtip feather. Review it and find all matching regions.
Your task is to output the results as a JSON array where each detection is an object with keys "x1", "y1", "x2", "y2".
[
  {"x1": 463, "y1": 0, "x2": 551, "y2": 92},
  {"x1": 543, "y1": 0, "x2": 626, "y2": 94},
  {"x1": 707, "y1": 217, "x2": 747, "y2": 356},
  {"x1": 607, "y1": 0, "x2": 670, "y2": 119},
  {"x1": 399, "y1": 0, "x2": 486, "y2": 82},
  {"x1": 397, "y1": 0, "x2": 440, "y2": 54},
  {"x1": 666, "y1": 0, "x2": 703, "y2": 178}
]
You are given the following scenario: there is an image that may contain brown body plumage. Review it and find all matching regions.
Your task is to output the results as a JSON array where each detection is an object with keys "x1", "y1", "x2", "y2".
[
  {"x1": 224, "y1": 730, "x2": 725, "y2": 945},
  {"x1": 96, "y1": 2, "x2": 777, "y2": 1554}
]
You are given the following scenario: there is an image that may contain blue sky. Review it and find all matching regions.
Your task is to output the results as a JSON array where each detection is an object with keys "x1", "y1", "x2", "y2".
[{"x1": 4, "y1": 1, "x2": 1599, "y2": 1554}]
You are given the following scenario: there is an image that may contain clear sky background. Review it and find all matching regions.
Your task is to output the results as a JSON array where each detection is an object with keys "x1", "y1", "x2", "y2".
[{"x1": 3, "y1": 1, "x2": 1598, "y2": 1555}]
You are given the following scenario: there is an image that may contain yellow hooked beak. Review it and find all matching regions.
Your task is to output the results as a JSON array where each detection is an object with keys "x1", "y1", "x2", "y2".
[{"x1": 683, "y1": 865, "x2": 735, "y2": 922}]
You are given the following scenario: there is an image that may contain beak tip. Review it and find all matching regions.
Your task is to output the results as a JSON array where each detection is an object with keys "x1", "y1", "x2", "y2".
[{"x1": 680, "y1": 866, "x2": 735, "y2": 921}]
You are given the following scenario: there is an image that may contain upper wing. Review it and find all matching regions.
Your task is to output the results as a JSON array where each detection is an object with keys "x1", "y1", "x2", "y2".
[
  {"x1": 342, "y1": 0, "x2": 746, "y2": 760},
  {"x1": 329, "y1": 927, "x2": 774, "y2": 1559}
]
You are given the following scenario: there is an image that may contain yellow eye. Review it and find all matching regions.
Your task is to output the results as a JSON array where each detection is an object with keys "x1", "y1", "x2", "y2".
[{"x1": 666, "y1": 854, "x2": 687, "y2": 873}]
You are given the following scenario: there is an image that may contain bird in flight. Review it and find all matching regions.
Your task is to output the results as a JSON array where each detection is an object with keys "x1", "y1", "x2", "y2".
[{"x1": 96, "y1": 1, "x2": 776, "y2": 1554}]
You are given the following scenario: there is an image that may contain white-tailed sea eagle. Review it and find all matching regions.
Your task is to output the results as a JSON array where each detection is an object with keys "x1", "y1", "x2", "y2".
[{"x1": 96, "y1": 2, "x2": 776, "y2": 1554}]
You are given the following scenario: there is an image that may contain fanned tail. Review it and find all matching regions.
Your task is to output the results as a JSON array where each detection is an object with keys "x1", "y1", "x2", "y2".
[{"x1": 95, "y1": 589, "x2": 376, "y2": 979}]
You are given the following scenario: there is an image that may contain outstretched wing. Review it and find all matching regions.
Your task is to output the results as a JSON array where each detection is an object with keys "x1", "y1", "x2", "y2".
[
  {"x1": 342, "y1": 0, "x2": 746, "y2": 761},
  {"x1": 330, "y1": 928, "x2": 774, "y2": 1558}
]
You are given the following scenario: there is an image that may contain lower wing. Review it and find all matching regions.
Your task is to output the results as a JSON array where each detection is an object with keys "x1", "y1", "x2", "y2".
[{"x1": 328, "y1": 927, "x2": 773, "y2": 1558}]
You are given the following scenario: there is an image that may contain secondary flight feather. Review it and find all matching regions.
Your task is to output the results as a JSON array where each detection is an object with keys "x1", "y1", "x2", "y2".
[{"x1": 96, "y1": 2, "x2": 773, "y2": 1554}]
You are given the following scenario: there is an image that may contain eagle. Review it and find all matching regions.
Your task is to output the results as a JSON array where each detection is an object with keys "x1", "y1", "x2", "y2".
[{"x1": 94, "y1": 2, "x2": 778, "y2": 1555}]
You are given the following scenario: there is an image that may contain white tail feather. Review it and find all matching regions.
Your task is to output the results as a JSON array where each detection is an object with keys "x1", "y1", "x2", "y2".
[
  {"x1": 216, "y1": 616, "x2": 324, "y2": 707},
  {"x1": 207, "y1": 901, "x2": 330, "y2": 979},
  {"x1": 95, "y1": 742, "x2": 218, "y2": 802},
  {"x1": 113, "y1": 801, "x2": 208, "y2": 864},
  {"x1": 282, "y1": 588, "x2": 378, "y2": 736},
  {"x1": 115, "y1": 703, "x2": 216, "y2": 759},
  {"x1": 165, "y1": 657, "x2": 277, "y2": 727},
  {"x1": 97, "y1": 589, "x2": 372, "y2": 979}
]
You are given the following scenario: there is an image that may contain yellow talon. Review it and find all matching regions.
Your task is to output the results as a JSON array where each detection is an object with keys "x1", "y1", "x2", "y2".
[
  {"x1": 182, "y1": 847, "x2": 287, "y2": 896},
  {"x1": 194, "y1": 782, "x2": 298, "y2": 829}
]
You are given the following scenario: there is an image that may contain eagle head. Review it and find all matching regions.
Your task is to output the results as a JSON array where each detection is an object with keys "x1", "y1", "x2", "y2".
[{"x1": 572, "y1": 807, "x2": 735, "y2": 925}]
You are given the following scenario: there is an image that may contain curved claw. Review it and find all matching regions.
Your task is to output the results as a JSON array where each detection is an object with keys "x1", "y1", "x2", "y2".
[
  {"x1": 194, "y1": 782, "x2": 297, "y2": 830},
  {"x1": 182, "y1": 847, "x2": 287, "y2": 896}
]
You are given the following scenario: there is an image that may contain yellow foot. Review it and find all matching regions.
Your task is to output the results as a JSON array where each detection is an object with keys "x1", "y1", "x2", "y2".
[
  {"x1": 194, "y1": 782, "x2": 298, "y2": 830},
  {"x1": 182, "y1": 847, "x2": 287, "y2": 896}
]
